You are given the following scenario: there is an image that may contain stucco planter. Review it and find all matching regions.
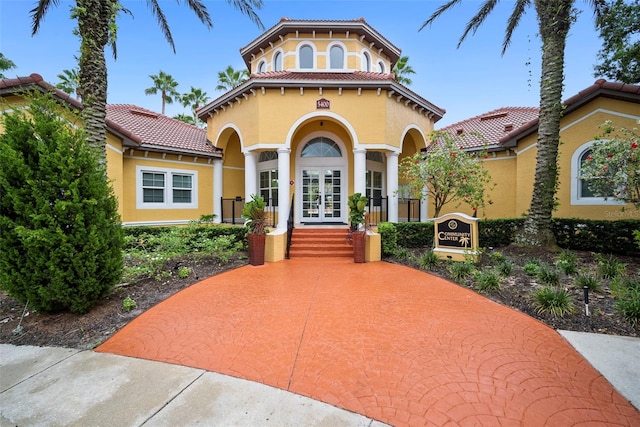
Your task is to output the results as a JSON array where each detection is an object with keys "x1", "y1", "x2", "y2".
[
  {"x1": 248, "y1": 233, "x2": 266, "y2": 266},
  {"x1": 352, "y1": 231, "x2": 366, "y2": 263}
]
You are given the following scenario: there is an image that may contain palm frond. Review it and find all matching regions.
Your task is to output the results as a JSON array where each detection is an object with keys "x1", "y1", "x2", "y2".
[
  {"x1": 502, "y1": 0, "x2": 530, "y2": 54},
  {"x1": 30, "y1": 0, "x2": 60, "y2": 35},
  {"x1": 226, "y1": 0, "x2": 265, "y2": 30},
  {"x1": 588, "y1": 0, "x2": 607, "y2": 19},
  {"x1": 183, "y1": 0, "x2": 213, "y2": 28},
  {"x1": 419, "y1": 0, "x2": 462, "y2": 31},
  {"x1": 146, "y1": 0, "x2": 176, "y2": 53},
  {"x1": 458, "y1": 0, "x2": 499, "y2": 48}
]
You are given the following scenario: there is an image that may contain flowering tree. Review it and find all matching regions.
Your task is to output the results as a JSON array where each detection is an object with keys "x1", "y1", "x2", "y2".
[
  {"x1": 580, "y1": 121, "x2": 640, "y2": 207},
  {"x1": 400, "y1": 131, "x2": 494, "y2": 218}
]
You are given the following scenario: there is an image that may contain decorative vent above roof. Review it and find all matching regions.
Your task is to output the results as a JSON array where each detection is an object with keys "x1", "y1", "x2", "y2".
[
  {"x1": 480, "y1": 112, "x2": 508, "y2": 121},
  {"x1": 130, "y1": 108, "x2": 159, "y2": 118}
]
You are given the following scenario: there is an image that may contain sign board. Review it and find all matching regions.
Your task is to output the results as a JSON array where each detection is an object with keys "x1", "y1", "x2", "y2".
[
  {"x1": 316, "y1": 98, "x2": 330, "y2": 109},
  {"x1": 433, "y1": 213, "x2": 480, "y2": 262}
]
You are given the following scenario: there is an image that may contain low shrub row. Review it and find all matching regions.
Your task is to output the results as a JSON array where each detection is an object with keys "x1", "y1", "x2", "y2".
[{"x1": 379, "y1": 218, "x2": 640, "y2": 256}]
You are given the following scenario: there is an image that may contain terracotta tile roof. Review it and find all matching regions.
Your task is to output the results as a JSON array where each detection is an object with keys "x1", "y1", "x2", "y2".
[
  {"x1": 0, "y1": 74, "x2": 219, "y2": 157},
  {"x1": 500, "y1": 79, "x2": 640, "y2": 147},
  {"x1": 436, "y1": 107, "x2": 539, "y2": 150},
  {"x1": 0, "y1": 73, "x2": 83, "y2": 110},
  {"x1": 240, "y1": 18, "x2": 401, "y2": 69},
  {"x1": 106, "y1": 105, "x2": 220, "y2": 157},
  {"x1": 198, "y1": 71, "x2": 445, "y2": 122}
]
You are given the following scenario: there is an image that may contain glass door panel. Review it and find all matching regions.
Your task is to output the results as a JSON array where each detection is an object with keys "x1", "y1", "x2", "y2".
[{"x1": 302, "y1": 169, "x2": 320, "y2": 221}]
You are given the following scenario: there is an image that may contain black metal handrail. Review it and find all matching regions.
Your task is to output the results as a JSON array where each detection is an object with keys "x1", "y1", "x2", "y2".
[
  {"x1": 285, "y1": 194, "x2": 295, "y2": 259},
  {"x1": 365, "y1": 197, "x2": 421, "y2": 226},
  {"x1": 220, "y1": 196, "x2": 277, "y2": 227}
]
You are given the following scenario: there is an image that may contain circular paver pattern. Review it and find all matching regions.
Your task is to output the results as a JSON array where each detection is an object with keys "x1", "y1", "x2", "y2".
[{"x1": 98, "y1": 258, "x2": 640, "y2": 426}]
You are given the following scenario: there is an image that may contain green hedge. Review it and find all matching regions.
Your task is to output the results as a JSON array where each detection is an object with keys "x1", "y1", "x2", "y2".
[
  {"x1": 552, "y1": 218, "x2": 640, "y2": 256},
  {"x1": 124, "y1": 224, "x2": 247, "y2": 251},
  {"x1": 380, "y1": 218, "x2": 640, "y2": 256}
]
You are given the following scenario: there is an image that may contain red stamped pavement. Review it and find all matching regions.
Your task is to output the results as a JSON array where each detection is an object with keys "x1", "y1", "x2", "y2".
[{"x1": 97, "y1": 258, "x2": 640, "y2": 426}]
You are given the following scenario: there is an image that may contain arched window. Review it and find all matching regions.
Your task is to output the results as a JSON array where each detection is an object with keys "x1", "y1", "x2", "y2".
[
  {"x1": 377, "y1": 61, "x2": 386, "y2": 73},
  {"x1": 571, "y1": 141, "x2": 620, "y2": 205},
  {"x1": 257, "y1": 61, "x2": 266, "y2": 73},
  {"x1": 362, "y1": 52, "x2": 371, "y2": 72},
  {"x1": 330, "y1": 45, "x2": 344, "y2": 69},
  {"x1": 300, "y1": 45, "x2": 313, "y2": 69},
  {"x1": 273, "y1": 52, "x2": 282, "y2": 72},
  {"x1": 301, "y1": 137, "x2": 342, "y2": 157}
]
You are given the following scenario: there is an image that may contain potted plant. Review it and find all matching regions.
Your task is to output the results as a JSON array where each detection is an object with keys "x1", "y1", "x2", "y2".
[
  {"x1": 348, "y1": 193, "x2": 368, "y2": 263},
  {"x1": 242, "y1": 194, "x2": 268, "y2": 266}
]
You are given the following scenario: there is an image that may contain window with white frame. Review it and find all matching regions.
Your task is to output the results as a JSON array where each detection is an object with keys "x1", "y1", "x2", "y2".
[
  {"x1": 366, "y1": 152, "x2": 385, "y2": 206},
  {"x1": 377, "y1": 60, "x2": 386, "y2": 73},
  {"x1": 362, "y1": 52, "x2": 371, "y2": 72},
  {"x1": 299, "y1": 45, "x2": 313, "y2": 69},
  {"x1": 273, "y1": 51, "x2": 283, "y2": 71},
  {"x1": 329, "y1": 45, "x2": 344, "y2": 69},
  {"x1": 137, "y1": 166, "x2": 197, "y2": 209},
  {"x1": 257, "y1": 60, "x2": 266, "y2": 73},
  {"x1": 571, "y1": 141, "x2": 620, "y2": 205},
  {"x1": 258, "y1": 151, "x2": 278, "y2": 207}
]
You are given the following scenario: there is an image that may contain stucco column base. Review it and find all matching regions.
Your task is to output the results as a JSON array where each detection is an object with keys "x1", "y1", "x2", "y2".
[
  {"x1": 265, "y1": 228, "x2": 287, "y2": 262},
  {"x1": 365, "y1": 231, "x2": 381, "y2": 262}
]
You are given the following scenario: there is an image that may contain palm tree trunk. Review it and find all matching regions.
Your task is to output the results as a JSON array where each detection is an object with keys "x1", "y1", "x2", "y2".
[
  {"x1": 77, "y1": 0, "x2": 111, "y2": 164},
  {"x1": 518, "y1": 0, "x2": 573, "y2": 248}
]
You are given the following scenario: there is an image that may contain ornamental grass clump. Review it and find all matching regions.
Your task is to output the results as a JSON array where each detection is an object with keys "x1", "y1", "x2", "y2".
[
  {"x1": 533, "y1": 286, "x2": 576, "y2": 317},
  {"x1": 595, "y1": 253, "x2": 626, "y2": 279},
  {"x1": 536, "y1": 262, "x2": 560, "y2": 286},
  {"x1": 418, "y1": 250, "x2": 440, "y2": 271},
  {"x1": 556, "y1": 251, "x2": 578, "y2": 276},
  {"x1": 473, "y1": 269, "x2": 501, "y2": 292},
  {"x1": 523, "y1": 259, "x2": 541, "y2": 276},
  {"x1": 447, "y1": 260, "x2": 475, "y2": 282},
  {"x1": 610, "y1": 276, "x2": 640, "y2": 326},
  {"x1": 575, "y1": 272, "x2": 602, "y2": 293}
]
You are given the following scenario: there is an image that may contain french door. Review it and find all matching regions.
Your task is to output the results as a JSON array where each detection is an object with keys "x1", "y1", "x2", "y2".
[{"x1": 301, "y1": 168, "x2": 344, "y2": 222}]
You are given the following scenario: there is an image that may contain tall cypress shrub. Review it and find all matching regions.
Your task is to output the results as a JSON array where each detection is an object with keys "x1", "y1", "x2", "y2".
[{"x1": 0, "y1": 94, "x2": 123, "y2": 314}]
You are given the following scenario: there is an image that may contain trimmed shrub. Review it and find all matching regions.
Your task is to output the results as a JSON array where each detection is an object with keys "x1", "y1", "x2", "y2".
[
  {"x1": 0, "y1": 94, "x2": 124, "y2": 314},
  {"x1": 552, "y1": 218, "x2": 640, "y2": 256},
  {"x1": 478, "y1": 218, "x2": 524, "y2": 248},
  {"x1": 377, "y1": 222, "x2": 398, "y2": 256},
  {"x1": 395, "y1": 222, "x2": 434, "y2": 248}
]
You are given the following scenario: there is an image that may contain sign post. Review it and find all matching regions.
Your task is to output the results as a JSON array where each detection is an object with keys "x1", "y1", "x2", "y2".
[{"x1": 433, "y1": 213, "x2": 480, "y2": 262}]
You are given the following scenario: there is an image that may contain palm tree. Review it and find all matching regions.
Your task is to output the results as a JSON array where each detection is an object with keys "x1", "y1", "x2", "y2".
[
  {"x1": 216, "y1": 65, "x2": 249, "y2": 91},
  {"x1": 421, "y1": 0, "x2": 605, "y2": 248},
  {"x1": 56, "y1": 68, "x2": 80, "y2": 98},
  {"x1": 392, "y1": 56, "x2": 416, "y2": 86},
  {"x1": 181, "y1": 86, "x2": 210, "y2": 127},
  {"x1": 145, "y1": 71, "x2": 180, "y2": 115},
  {"x1": 173, "y1": 113, "x2": 195, "y2": 125},
  {"x1": 0, "y1": 53, "x2": 16, "y2": 78},
  {"x1": 31, "y1": 0, "x2": 263, "y2": 161}
]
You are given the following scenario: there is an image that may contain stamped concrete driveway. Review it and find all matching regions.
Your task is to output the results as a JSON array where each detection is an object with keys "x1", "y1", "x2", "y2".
[{"x1": 98, "y1": 258, "x2": 640, "y2": 426}]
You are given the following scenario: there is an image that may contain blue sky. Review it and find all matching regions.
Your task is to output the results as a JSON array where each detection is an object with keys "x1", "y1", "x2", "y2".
[{"x1": 1, "y1": 0, "x2": 604, "y2": 127}]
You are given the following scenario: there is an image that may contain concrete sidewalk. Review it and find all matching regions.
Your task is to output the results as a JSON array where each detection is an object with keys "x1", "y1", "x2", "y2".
[
  {"x1": 0, "y1": 344, "x2": 387, "y2": 427},
  {"x1": 1, "y1": 335, "x2": 638, "y2": 426}
]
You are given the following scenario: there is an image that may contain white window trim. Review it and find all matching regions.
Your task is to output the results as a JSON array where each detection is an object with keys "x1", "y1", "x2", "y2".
[
  {"x1": 257, "y1": 60, "x2": 266, "y2": 73},
  {"x1": 570, "y1": 140, "x2": 624, "y2": 206},
  {"x1": 377, "y1": 60, "x2": 386, "y2": 74},
  {"x1": 361, "y1": 50, "x2": 372, "y2": 72},
  {"x1": 271, "y1": 49, "x2": 284, "y2": 72},
  {"x1": 136, "y1": 165, "x2": 198, "y2": 209},
  {"x1": 327, "y1": 41, "x2": 347, "y2": 70},
  {"x1": 297, "y1": 42, "x2": 316, "y2": 70},
  {"x1": 258, "y1": 157, "x2": 279, "y2": 210}
]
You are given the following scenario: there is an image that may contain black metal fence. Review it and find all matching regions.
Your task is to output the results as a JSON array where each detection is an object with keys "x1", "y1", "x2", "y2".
[
  {"x1": 220, "y1": 197, "x2": 277, "y2": 228},
  {"x1": 220, "y1": 196, "x2": 420, "y2": 227}
]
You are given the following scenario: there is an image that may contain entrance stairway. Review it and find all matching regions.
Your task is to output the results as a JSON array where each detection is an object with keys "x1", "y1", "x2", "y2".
[{"x1": 288, "y1": 228, "x2": 353, "y2": 258}]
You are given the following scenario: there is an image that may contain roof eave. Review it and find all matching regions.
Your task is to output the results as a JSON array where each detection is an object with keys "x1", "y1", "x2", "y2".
[{"x1": 198, "y1": 78, "x2": 445, "y2": 121}]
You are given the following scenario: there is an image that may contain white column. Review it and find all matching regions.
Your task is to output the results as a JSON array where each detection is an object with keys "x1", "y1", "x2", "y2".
[
  {"x1": 212, "y1": 158, "x2": 223, "y2": 224},
  {"x1": 353, "y1": 148, "x2": 367, "y2": 196},
  {"x1": 244, "y1": 151, "x2": 257, "y2": 200},
  {"x1": 386, "y1": 152, "x2": 399, "y2": 223},
  {"x1": 420, "y1": 185, "x2": 429, "y2": 221},
  {"x1": 277, "y1": 147, "x2": 291, "y2": 230}
]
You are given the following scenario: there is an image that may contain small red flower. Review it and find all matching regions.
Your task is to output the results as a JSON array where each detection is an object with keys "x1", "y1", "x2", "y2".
[
  {"x1": 586, "y1": 155, "x2": 592, "y2": 161},
  {"x1": 450, "y1": 152, "x2": 457, "y2": 158},
  {"x1": 472, "y1": 207, "x2": 477, "y2": 211},
  {"x1": 632, "y1": 142, "x2": 638, "y2": 149},
  {"x1": 607, "y1": 153, "x2": 613, "y2": 158}
]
